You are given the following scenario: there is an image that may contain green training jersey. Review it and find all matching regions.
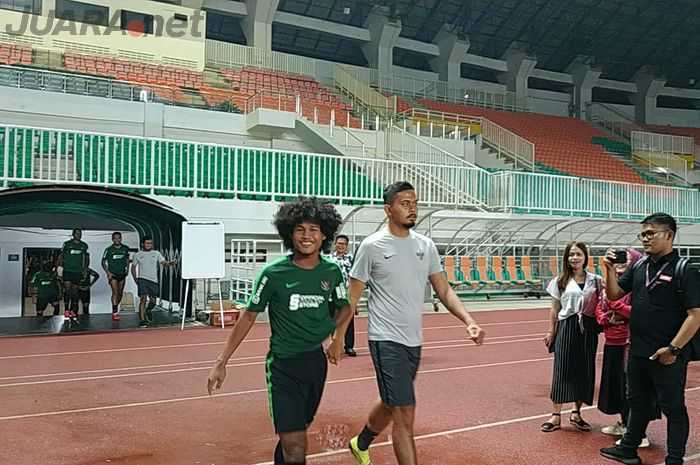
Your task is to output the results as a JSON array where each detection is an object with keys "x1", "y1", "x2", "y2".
[
  {"x1": 30, "y1": 271, "x2": 59, "y2": 300},
  {"x1": 247, "y1": 255, "x2": 349, "y2": 359},
  {"x1": 61, "y1": 240, "x2": 88, "y2": 272},
  {"x1": 103, "y1": 244, "x2": 130, "y2": 274}
]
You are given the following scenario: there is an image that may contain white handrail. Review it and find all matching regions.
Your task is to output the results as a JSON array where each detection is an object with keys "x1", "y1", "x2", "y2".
[
  {"x1": 333, "y1": 65, "x2": 395, "y2": 117},
  {"x1": 480, "y1": 118, "x2": 535, "y2": 171}
]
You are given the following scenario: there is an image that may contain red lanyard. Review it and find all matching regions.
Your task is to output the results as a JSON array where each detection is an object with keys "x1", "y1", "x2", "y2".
[{"x1": 645, "y1": 262, "x2": 670, "y2": 290}]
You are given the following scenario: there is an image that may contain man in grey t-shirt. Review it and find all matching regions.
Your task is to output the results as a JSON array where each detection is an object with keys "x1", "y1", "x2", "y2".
[
  {"x1": 347, "y1": 181, "x2": 485, "y2": 465},
  {"x1": 131, "y1": 236, "x2": 177, "y2": 327}
]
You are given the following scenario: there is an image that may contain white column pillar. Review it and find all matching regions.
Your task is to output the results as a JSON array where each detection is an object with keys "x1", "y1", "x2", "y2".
[
  {"x1": 429, "y1": 25, "x2": 469, "y2": 87},
  {"x1": 362, "y1": 11, "x2": 401, "y2": 77},
  {"x1": 242, "y1": 0, "x2": 278, "y2": 50},
  {"x1": 568, "y1": 58, "x2": 601, "y2": 119},
  {"x1": 632, "y1": 67, "x2": 666, "y2": 124},
  {"x1": 498, "y1": 43, "x2": 537, "y2": 104}
]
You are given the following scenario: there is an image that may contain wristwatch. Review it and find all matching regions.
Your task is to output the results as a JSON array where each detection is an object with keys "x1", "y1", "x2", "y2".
[{"x1": 667, "y1": 344, "x2": 681, "y2": 356}]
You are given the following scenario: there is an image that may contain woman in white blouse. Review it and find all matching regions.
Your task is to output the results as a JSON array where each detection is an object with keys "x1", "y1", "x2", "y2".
[{"x1": 541, "y1": 241, "x2": 603, "y2": 432}]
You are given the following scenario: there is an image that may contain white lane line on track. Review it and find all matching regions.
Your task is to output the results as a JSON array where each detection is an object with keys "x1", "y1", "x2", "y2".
[
  {"x1": 0, "y1": 332, "x2": 546, "y2": 382},
  {"x1": 249, "y1": 386, "x2": 700, "y2": 465},
  {"x1": 0, "y1": 351, "x2": 568, "y2": 420},
  {"x1": 0, "y1": 336, "x2": 546, "y2": 388},
  {"x1": 0, "y1": 319, "x2": 549, "y2": 360}
]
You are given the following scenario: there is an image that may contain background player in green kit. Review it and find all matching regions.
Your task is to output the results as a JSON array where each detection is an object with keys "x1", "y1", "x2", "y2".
[
  {"x1": 102, "y1": 232, "x2": 130, "y2": 321},
  {"x1": 75, "y1": 267, "x2": 100, "y2": 317},
  {"x1": 30, "y1": 262, "x2": 61, "y2": 316},
  {"x1": 207, "y1": 196, "x2": 353, "y2": 465},
  {"x1": 58, "y1": 228, "x2": 89, "y2": 319}
]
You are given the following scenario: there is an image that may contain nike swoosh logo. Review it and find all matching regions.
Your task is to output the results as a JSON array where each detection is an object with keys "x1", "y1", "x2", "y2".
[
  {"x1": 285, "y1": 282, "x2": 300, "y2": 288},
  {"x1": 383, "y1": 253, "x2": 396, "y2": 259}
]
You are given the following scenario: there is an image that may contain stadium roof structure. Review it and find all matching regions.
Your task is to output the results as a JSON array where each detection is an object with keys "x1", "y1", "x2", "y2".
[
  {"x1": 340, "y1": 206, "x2": 700, "y2": 256},
  {"x1": 207, "y1": 0, "x2": 700, "y2": 89}
]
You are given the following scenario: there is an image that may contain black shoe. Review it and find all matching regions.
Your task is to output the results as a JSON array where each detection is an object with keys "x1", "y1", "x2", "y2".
[
  {"x1": 138, "y1": 319, "x2": 148, "y2": 328},
  {"x1": 345, "y1": 348, "x2": 357, "y2": 357},
  {"x1": 600, "y1": 445, "x2": 641, "y2": 465}
]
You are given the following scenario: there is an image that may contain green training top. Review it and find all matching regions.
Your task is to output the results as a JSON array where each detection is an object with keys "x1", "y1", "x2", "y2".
[
  {"x1": 246, "y1": 255, "x2": 349, "y2": 359},
  {"x1": 102, "y1": 244, "x2": 130, "y2": 274},
  {"x1": 61, "y1": 240, "x2": 88, "y2": 273},
  {"x1": 30, "y1": 271, "x2": 59, "y2": 300}
]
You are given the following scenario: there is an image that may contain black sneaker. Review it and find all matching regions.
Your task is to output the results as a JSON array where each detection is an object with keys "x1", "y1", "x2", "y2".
[
  {"x1": 600, "y1": 445, "x2": 641, "y2": 465},
  {"x1": 345, "y1": 348, "x2": 357, "y2": 357},
  {"x1": 138, "y1": 319, "x2": 148, "y2": 328}
]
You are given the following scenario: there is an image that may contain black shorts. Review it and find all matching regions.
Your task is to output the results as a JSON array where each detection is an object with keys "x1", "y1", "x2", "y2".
[
  {"x1": 110, "y1": 273, "x2": 127, "y2": 283},
  {"x1": 63, "y1": 271, "x2": 82, "y2": 284},
  {"x1": 77, "y1": 289, "x2": 90, "y2": 304},
  {"x1": 36, "y1": 296, "x2": 59, "y2": 312},
  {"x1": 369, "y1": 340, "x2": 422, "y2": 406},
  {"x1": 137, "y1": 278, "x2": 159, "y2": 298},
  {"x1": 266, "y1": 347, "x2": 327, "y2": 433}
]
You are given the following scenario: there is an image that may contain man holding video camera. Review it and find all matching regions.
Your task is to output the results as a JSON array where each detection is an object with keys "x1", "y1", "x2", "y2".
[{"x1": 600, "y1": 213, "x2": 700, "y2": 465}]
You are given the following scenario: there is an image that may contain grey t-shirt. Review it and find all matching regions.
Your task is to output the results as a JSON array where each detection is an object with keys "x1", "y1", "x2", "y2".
[
  {"x1": 350, "y1": 229, "x2": 441, "y2": 347},
  {"x1": 133, "y1": 250, "x2": 165, "y2": 283}
]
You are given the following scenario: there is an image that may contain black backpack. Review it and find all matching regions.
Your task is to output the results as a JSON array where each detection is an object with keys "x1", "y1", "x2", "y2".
[{"x1": 632, "y1": 256, "x2": 700, "y2": 361}]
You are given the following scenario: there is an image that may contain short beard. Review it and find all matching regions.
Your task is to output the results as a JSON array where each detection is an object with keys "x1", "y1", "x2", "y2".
[{"x1": 404, "y1": 220, "x2": 416, "y2": 229}]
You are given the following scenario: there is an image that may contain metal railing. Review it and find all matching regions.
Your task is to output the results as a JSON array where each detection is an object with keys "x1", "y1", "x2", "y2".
[
  {"x1": 205, "y1": 40, "x2": 378, "y2": 86},
  {"x1": 4, "y1": 124, "x2": 700, "y2": 222},
  {"x1": 205, "y1": 40, "x2": 316, "y2": 77},
  {"x1": 493, "y1": 170, "x2": 700, "y2": 221},
  {"x1": 385, "y1": 124, "x2": 489, "y2": 208},
  {"x1": 338, "y1": 126, "x2": 376, "y2": 159},
  {"x1": 630, "y1": 131, "x2": 693, "y2": 184},
  {"x1": 480, "y1": 118, "x2": 535, "y2": 171},
  {"x1": 0, "y1": 124, "x2": 484, "y2": 209},
  {"x1": 244, "y1": 90, "x2": 299, "y2": 114},
  {"x1": 632, "y1": 151, "x2": 690, "y2": 184},
  {"x1": 585, "y1": 102, "x2": 643, "y2": 139},
  {"x1": 397, "y1": 108, "x2": 477, "y2": 139},
  {"x1": 377, "y1": 74, "x2": 529, "y2": 113},
  {"x1": 333, "y1": 65, "x2": 396, "y2": 118},
  {"x1": 0, "y1": 64, "x2": 249, "y2": 113},
  {"x1": 631, "y1": 130, "x2": 695, "y2": 156}
]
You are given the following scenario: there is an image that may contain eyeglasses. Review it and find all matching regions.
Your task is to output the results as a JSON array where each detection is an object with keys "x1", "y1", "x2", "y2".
[{"x1": 637, "y1": 230, "x2": 669, "y2": 240}]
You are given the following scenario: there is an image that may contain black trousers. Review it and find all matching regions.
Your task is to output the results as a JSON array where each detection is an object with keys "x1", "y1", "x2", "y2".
[
  {"x1": 344, "y1": 315, "x2": 355, "y2": 350},
  {"x1": 621, "y1": 355, "x2": 689, "y2": 465}
]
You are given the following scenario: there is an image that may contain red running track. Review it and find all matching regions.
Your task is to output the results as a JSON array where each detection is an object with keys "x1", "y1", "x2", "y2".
[{"x1": 1, "y1": 307, "x2": 699, "y2": 465}]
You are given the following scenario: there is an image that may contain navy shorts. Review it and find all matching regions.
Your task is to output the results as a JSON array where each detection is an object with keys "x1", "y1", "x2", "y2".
[
  {"x1": 266, "y1": 347, "x2": 327, "y2": 433},
  {"x1": 369, "y1": 340, "x2": 422, "y2": 406},
  {"x1": 137, "y1": 278, "x2": 159, "y2": 297}
]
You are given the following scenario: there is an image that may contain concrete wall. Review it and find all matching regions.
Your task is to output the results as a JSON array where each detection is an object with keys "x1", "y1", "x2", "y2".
[{"x1": 0, "y1": 86, "x2": 313, "y2": 150}]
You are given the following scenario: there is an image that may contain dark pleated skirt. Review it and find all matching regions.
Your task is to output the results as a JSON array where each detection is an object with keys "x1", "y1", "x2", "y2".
[
  {"x1": 550, "y1": 315, "x2": 598, "y2": 405},
  {"x1": 598, "y1": 344, "x2": 627, "y2": 415}
]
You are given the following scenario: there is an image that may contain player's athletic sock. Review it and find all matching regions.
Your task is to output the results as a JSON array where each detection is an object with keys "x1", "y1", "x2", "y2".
[
  {"x1": 274, "y1": 441, "x2": 284, "y2": 465},
  {"x1": 357, "y1": 425, "x2": 379, "y2": 451},
  {"x1": 112, "y1": 305, "x2": 118, "y2": 313}
]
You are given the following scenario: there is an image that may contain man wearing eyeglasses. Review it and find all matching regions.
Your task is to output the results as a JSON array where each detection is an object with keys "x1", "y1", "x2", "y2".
[{"x1": 600, "y1": 213, "x2": 700, "y2": 465}]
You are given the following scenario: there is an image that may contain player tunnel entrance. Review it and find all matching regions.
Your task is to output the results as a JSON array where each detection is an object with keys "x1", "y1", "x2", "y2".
[{"x1": 0, "y1": 185, "x2": 185, "y2": 321}]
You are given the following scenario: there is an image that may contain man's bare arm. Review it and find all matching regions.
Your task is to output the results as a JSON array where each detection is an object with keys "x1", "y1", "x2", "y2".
[{"x1": 428, "y1": 272, "x2": 484, "y2": 345}]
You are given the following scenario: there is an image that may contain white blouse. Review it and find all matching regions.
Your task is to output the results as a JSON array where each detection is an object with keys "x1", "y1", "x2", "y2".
[{"x1": 546, "y1": 272, "x2": 603, "y2": 321}]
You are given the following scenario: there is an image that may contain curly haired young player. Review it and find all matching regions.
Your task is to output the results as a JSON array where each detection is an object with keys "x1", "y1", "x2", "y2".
[{"x1": 207, "y1": 196, "x2": 353, "y2": 465}]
